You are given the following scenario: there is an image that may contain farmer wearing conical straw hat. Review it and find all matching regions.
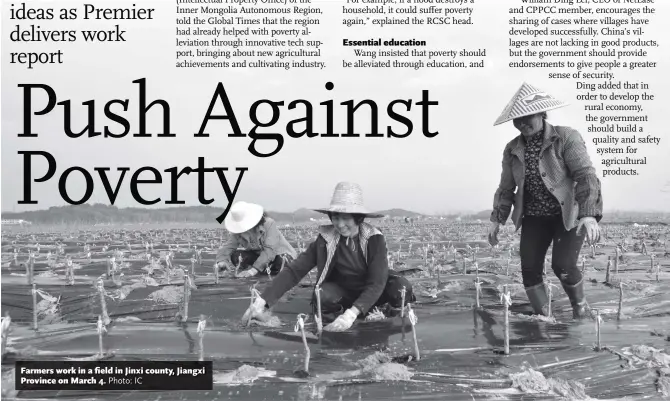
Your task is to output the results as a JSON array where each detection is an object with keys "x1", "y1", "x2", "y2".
[
  {"x1": 488, "y1": 83, "x2": 603, "y2": 319},
  {"x1": 242, "y1": 182, "x2": 416, "y2": 332},
  {"x1": 215, "y1": 201, "x2": 297, "y2": 278}
]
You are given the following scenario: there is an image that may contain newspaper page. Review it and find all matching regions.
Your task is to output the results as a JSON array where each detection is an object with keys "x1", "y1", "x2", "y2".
[{"x1": 1, "y1": 0, "x2": 669, "y2": 398}]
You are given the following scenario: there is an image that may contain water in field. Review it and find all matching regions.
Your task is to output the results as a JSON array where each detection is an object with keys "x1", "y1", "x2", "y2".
[{"x1": 2, "y1": 223, "x2": 669, "y2": 400}]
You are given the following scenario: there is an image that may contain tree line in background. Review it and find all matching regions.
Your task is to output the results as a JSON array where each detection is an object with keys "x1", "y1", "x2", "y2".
[{"x1": 1, "y1": 204, "x2": 669, "y2": 226}]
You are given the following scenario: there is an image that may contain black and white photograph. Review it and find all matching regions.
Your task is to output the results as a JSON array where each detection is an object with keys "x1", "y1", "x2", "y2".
[{"x1": 1, "y1": 0, "x2": 669, "y2": 399}]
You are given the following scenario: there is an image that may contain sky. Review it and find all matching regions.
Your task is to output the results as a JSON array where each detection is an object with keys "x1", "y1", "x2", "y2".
[{"x1": 2, "y1": 0, "x2": 669, "y2": 215}]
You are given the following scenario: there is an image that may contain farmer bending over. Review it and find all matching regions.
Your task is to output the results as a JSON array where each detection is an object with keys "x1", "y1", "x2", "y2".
[
  {"x1": 215, "y1": 201, "x2": 297, "y2": 278},
  {"x1": 243, "y1": 182, "x2": 416, "y2": 332}
]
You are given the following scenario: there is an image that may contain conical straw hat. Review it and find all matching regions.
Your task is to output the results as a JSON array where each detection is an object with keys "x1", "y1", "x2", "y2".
[
  {"x1": 493, "y1": 82, "x2": 568, "y2": 126},
  {"x1": 224, "y1": 201, "x2": 264, "y2": 234},
  {"x1": 314, "y1": 182, "x2": 384, "y2": 218}
]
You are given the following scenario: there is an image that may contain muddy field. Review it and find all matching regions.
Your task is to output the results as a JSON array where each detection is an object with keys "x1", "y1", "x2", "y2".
[{"x1": 1, "y1": 221, "x2": 669, "y2": 400}]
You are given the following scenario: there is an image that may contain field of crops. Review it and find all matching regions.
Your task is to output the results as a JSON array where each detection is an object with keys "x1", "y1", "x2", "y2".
[{"x1": 1, "y1": 220, "x2": 669, "y2": 400}]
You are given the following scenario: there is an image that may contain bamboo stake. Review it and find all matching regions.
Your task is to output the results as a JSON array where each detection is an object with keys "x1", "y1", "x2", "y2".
[
  {"x1": 506, "y1": 257, "x2": 510, "y2": 276},
  {"x1": 407, "y1": 303, "x2": 420, "y2": 361},
  {"x1": 595, "y1": 310, "x2": 602, "y2": 351},
  {"x1": 314, "y1": 285, "x2": 323, "y2": 335},
  {"x1": 97, "y1": 279, "x2": 111, "y2": 326},
  {"x1": 474, "y1": 278, "x2": 481, "y2": 308},
  {"x1": 650, "y1": 254, "x2": 655, "y2": 273},
  {"x1": 295, "y1": 314, "x2": 310, "y2": 373},
  {"x1": 462, "y1": 255, "x2": 467, "y2": 275},
  {"x1": 400, "y1": 286, "x2": 406, "y2": 318},
  {"x1": 656, "y1": 263, "x2": 660, "y2": 282},
  {"x1": 107, "y1": 256, "x2": 111, "y2": 277},
  {"x1": 605, "y1": 258, "x2": 611, "y2": 284},
  {"x1": 182, "y1": 270, "x2": 190, "y2": 322},
  {"x1": 97, "y1": 315, "x2": 106, "y2": 357},
  {"x1": 197, "y1": 315, "x2": 206, "y2": 362},
  {"x1": 191, "y1": 258, "x2": 196, "y2": 276},
  {"x1": 501, "y1": 285, "x2": 511, "y2": 355},
  {"x1": 591, "y1": 244, "x2": 596, "y2": 258},
  {"x1": 213, "y1": 261, "x2": 219, "y2": 285},
  {"x1": 32, "y1": 284, "x2": 38, "y2": 331},
  {"x1": 614, "y1": 247, "x2": 620, "y2": 274},
  {"x1": 617, "y1": 283, "x2": 624, "y2": 321}
]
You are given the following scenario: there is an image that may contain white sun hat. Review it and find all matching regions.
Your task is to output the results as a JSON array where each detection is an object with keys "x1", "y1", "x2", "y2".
[
  {"x1": 494, "y1": 82, "x2": 569, "y2": 126},
  {"x1": 224, "y1": 201, "x2": 264, "y2": 234},
  {"x1": 313, "y1": 182, "x2": 384, "y2": 218}
]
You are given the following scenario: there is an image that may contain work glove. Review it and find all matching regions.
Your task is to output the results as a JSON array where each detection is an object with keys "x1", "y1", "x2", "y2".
[
  {"x1": 323, "y1": 306, "x2": 359, "y2": 332},
  {"x1": 242, "y1": 295, "x2": 269, "y2": 323},
  {"x1": 576, "y1": 216, "x2": 601, "y2": 245},
  {"x1": 236, "y1": 268, "x2": 260, "y2": 278},
  {"x1": 488, "y1": 222, "x2": 500, "y2": 246}
]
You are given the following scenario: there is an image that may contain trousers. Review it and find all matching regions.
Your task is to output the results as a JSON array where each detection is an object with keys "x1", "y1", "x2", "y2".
[
  {"x1": 520, "y1": 215, "x2": 585, "y2": 287},
  {"x1": 311, "y1": 274, "x2": 416, "y2": 320}
]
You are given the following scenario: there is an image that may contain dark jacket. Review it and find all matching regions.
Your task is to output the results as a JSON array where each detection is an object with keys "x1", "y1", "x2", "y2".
[
  {"x1": 261, "y1": 223, "x2": 388, "y2": 315},
  {"x1": 490, "y1": 122, "x2": 603, "y2": 231}
]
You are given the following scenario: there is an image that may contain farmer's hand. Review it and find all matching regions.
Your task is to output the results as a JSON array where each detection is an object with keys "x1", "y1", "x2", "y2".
[
  {"x1": 242, "y1": 295, "x2": 267, "y2": 322},
  {"x1": 215, "y1": 261, "x2": 231, "y2": 272},
  {"x1": 576, "y1": 217, "x2": 601, "y2": 245},
  {"x1": 488, "y1": 222, "x2": 501, "y2": 246},
  {"x1": 236, "y1": 268, "x2": 259, "y2": 278},
  {"x1": 323, "y1": 307, "x2": 359, "y2": 332}
]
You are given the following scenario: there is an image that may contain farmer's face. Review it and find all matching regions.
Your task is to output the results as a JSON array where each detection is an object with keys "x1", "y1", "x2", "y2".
[
  {"x1": 513, "y1": 113, "x2": 544, "y2": 137},
  {"x1": 331, "y1": 213, "x2": 359, "y2": 237}
]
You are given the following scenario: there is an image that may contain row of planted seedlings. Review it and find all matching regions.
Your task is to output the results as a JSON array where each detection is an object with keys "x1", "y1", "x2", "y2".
[{"x1": 1, "y1": 242, "x2": 213, "y2": 359}]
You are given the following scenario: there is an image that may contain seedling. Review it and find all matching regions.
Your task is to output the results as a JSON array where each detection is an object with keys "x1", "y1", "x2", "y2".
[
  {"x1": 314, "y1": 285, "x2": 323, "y2": 335},
  {"x1": 545, "y1": 280, "x2": 559, "y2": 319},
  {"x1": 1, "y1": 313, "x2": 11, "y2": 356},
  {"x1": 97, "y1": 279, "x2": 111, "y2": 326},
  {"x1": 97, "y1": 315, "x2": 107, "y2": 357},
  {"x1": 235, "y1": 254, "x2": 242, "y2": 276},
  {"x1": 197, "y1": 315, "x2": 207, "y2": 362},
  {"x1": 501, "y1": 285, "x2": 511, "y2": 355},
  {"x1": 595, "y1": 309, "x2": 602, "y2": 351},
  {"x1": 407, "y1": 303, "x2": 420, "y2": 361},
  {"x1": 650, "y1": 254, "x2": 655, "y2": 273},
  {"x1": 614, "y1": 247, "x2": 620, "y2": 274},
  {"x1": 32, "y1": 284, "x2": 38, "y2": 331},
  {"x1": 617, "y1": 283, "x2": 624, "y2": 321},
  {"x1": 213, "y1": 262, "x2": 219, "y2": 285},
  {"x1": 295, "y1": 313, "x2": 311, "y2": 376},
  {"x1": 246, "y1": 282, "x2": 260, "y2": 327}
]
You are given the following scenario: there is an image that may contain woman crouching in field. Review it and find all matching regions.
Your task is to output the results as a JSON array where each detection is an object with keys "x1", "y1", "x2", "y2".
[
  {"x1": 215, "y1": 201, "x2": 297, "y2": 278},
  {"x1": 243, "y1": 182, "x2": 416, "y2": 332},
  {"x1": 488, "y1": 83, "x2": 603, "y2": 319}
]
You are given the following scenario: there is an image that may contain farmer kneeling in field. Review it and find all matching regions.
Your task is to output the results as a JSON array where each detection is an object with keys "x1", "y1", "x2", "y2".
[
  {"x1": 488, "y1": 83, "x2": 603, "y2": 319},
  {"x1": 215, "y1": 201, "x2": 297, "y2": 278},
  {"x1": 242, "y1": 182, "x2": 416, "y2": 332}
]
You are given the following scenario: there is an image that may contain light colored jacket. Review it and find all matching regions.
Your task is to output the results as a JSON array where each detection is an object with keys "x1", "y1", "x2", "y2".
[
  {"x1": 215, "y1": 217, "x2": 297, "y2": 271},
  {"x1": 490, "y1": 122, "x2": 603, "y2": 231}
]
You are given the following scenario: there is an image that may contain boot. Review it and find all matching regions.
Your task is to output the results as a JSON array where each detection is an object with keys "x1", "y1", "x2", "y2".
[
  {"x1": 561, "y1": 278, "x2": 589, "y2": 319},
  {"x1": 525, "y1": 282, "x2": 550, "y2": 316}
]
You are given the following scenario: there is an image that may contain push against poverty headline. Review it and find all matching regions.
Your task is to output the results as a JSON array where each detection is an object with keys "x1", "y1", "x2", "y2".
[{"x1": 16, "y1": 78, "x2": 440, "y2": 222}]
